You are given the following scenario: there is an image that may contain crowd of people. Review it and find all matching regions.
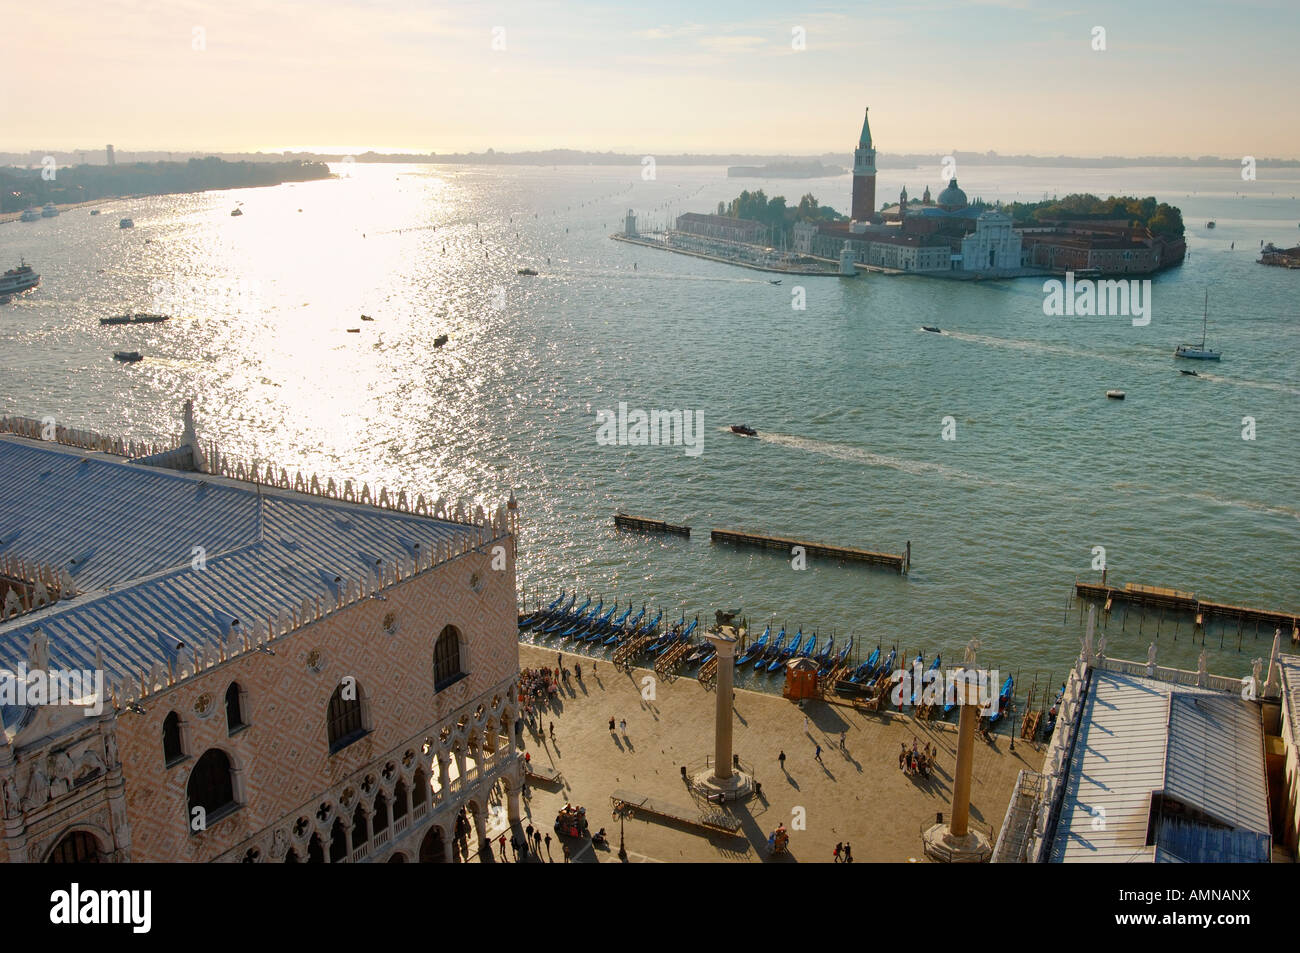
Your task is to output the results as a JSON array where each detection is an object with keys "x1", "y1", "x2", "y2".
[
  {"x1": 517, "y1": 665, "x2": 561, "y2": 725},
  {"x1": 899, "y1": 739, "x2": 936, "y2": 778}
]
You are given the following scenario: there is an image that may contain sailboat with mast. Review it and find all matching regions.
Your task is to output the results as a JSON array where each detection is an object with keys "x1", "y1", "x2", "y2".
[{"x1": 1174, "y1": 290, "x2": 1221, "y2": 361}]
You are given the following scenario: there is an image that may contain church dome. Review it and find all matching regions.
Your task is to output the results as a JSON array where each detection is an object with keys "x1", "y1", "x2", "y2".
[{"x1": 937, "y1": 178, "x2": 968, "y2": 210}]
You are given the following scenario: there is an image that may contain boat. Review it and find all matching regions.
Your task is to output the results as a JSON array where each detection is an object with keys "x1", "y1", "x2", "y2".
[
  {"x1": 1205, "y1": 221, "x2": 1216, "y2": 229},
  {"x1": 914, "y1": 654, "x2": 941, "y2": 706},
  {"x1": 100, "y1": 313, "x2": 169, "y2": 325},
  {"x1": 20, "y1": 208, "x2": 40, "y2": 222},
  {"x1": 517, "y1": 267, "x2": 538, "y2": 276},
  {"x1": 360, "y1": 314, "x2": 374, "y2": 321},
  {"x1": 769, "y1": 279, "x2": 782, "y2": 285},
  {"x1": 737, "y1": 626, "x2": 770, "y2": 665},
  {"x1": 1180, "y1": 369, "x2": 1199, "y2": 376},
  {"x1": 119, "y1": 218, "x2": 134, "y2": 228},
  {"x1": 602, "y1": 605, "x2": 636, "y2": 644},
  {"x1": 519, "y1": 590, "x2": 567, "y2": 629},
  {"x1": 850, "y1": 645, "x2": 881, "y2": 682},
  {"x1": 767, "y1": 630, "x2": 803, "y2": 672},
  {"x1": 813, "y1": 634, "x2": 834, "y2": 664},
  {"x1": 987, "y1": 676, "x2": 1014, "y2": 725},
  {"x1": 41, "y1": 203, "x2": 59, "y2": 218},
  {"x1": 921, "y1": 325, "x2": 942, "y2": 333},
  {"x1": 729, "y1": 424, "x2": 757, "y2": 437},
  {"x1": 346, "y1": 328, "x2": 361, "y2": 333},
  {"x1": 433, "y1": 334, "x2": 449, "y2": 348},
  {"x1": 89, "y1": 209, "x2": 101, "y2": 216},
  {"x1": 0, "y1": 261, "x2": 40, "y2": 295},
  {"x1": 230, "y1": 208, "x2": 243, "y2": 217},
  {"x1": 757, "y1": 628, "x2": 786, "y2": 669},
  {"x1": 820, "y1": 638, "x2": 852, "y2": 678},
  {"x1": 1174, "y1": 291, "x2": 1221, "y2": 361},
  {"x1": 113, "y1": 351, "x2": 143, "y2": 363},
  {"x1": 1106, "y1": 390, "x2": 1125, "y2": 400}
]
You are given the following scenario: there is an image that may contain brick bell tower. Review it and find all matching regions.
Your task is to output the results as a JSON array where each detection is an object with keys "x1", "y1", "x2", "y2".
[{"x1": 851, "y1": 107, "x2": 877, "y2": 222}]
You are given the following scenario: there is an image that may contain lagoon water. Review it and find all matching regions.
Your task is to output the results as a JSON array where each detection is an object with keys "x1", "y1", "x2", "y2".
[{"x1": 1, "y1": 161, "x2": 1297, "y2": 694}]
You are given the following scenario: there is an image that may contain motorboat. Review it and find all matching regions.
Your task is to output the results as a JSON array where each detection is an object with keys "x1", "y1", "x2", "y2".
[
  {"x1": 1106, "y1": 390, "x2": 1125, "y2": 400},
  {"x1": 433, "y1": 333, "x2": 449, "y2": 348},
  {"x1": 1180, "y1": 369, "x2": 1199, "y2": 377},
  {"x1": 921, "y1": 325, "x2": 941, "y2": 333},
  {"x1": 89, "y1": 209, "x2": 101, "y2": 216},
  {"x1": 119, "y1": 218, "x2": 134, "y2": 228},
  {"x1": 517, "y1": 267, "x2": 538, "y2": 276},
  {"x1": 360, "y1": 314, "x2": 374, "y2": 321},
  {"x1": 0, "y1": 261, "x2": 40, "y2": 295},
  {"x1": 41, "y1": 202, "x2": 59, "y2": 218},
  {"x1": 113, "y1": 351, "x2": 143, "y2": 363},
  {"x1": 1174, "y1": 290, "x2": 1221, "y2": 361},
  {"x1": 230, "y1": 208, "x2": 243, "y2": 216},
  {"x1": 729, "y1": 424, "x2": 757, "y2": 437},
  {"x1": 20, "y1": 207, "x2": 40, "y2": 222}
]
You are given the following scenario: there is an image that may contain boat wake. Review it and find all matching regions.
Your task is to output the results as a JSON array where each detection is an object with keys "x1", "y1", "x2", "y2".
[{"x1": 756, "y1": 431, "x2": 999, "y2": 485}]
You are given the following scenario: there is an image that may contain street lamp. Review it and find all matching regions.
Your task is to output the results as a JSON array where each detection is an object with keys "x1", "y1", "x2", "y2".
[{"x1": 618, "y1": 815, "x2": 627, "y2": 861}]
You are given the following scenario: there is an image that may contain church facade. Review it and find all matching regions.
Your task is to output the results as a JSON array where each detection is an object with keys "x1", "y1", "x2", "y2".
[{"x1": 0, "y1": 409, "x2": 523, "y2": 863}]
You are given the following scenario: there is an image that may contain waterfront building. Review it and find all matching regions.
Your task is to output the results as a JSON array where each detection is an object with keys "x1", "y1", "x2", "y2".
[
  {"x1": 675, "y1": 212, "x2": 768, "y2": 244},
  {"x1": 1019, "y1": 222, "x2": 1186, "y2": 274},
  {"x1": 106, "y1": 145, "x2": 115, "y2": 167},
  {"x1": 624, "y1": 209, "x2": 637, "y2": 238},
  {"x1": 993, "y1": 621, "x2": 1294, "y2": 863},
  {"x1": 0, "y1": 406, "x2": 522, "y2": 863}
]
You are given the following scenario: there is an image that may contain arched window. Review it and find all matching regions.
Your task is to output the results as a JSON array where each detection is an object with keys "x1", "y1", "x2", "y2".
[
  {"x1": 225, "y1": 683, "x2": 246, "y2": 734},
  {"x1": 352, "y1": 803, "x2": 368, "y2": 847},
  {"x1": 392, "y1": 780, "x2": 408, "y2": 820},
  {"x1": 433, "y1": 625, "x2": 464, "y2": 690},
  {"x1": 306, "y1": 833, "x2": 324, "y2": 863},
  {"x1": 326, "y1": 682, "x2": 366, "y2": 753},
  {"x1": 284, "y1": 848, "x2": 300, "y2": 863},
  {"x1": 162, "y1": 711, "x2": 185, "y2": 766},
  {"x1": 412, "y1": 768, "x2": 428, "y2": 808},
  {"x1": 373, "y1": 791, "x2": 389, "y2": 835},
  {"x1": 47, "y1": 829, "x2": 101, "y2": 863},
  {"x1": 186, "y1": 749, "x2": 237, "y2": 828}
]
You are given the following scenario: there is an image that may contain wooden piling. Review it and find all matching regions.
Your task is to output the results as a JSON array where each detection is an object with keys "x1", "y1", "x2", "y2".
[
  {"x1": 710, "y1": 528, "x2": 907, "y2": 573},
  {"x1": 614, "y1": 512, "x2": 690, "y2": 537}
]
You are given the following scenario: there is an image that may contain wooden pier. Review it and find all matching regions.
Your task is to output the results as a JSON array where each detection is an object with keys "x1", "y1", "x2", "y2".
[
  {"x1": 710, "y1": 528, "x2": 908, "y2": 573},
  {"x1": 1075, "y1": 581, "x2": 1299, "y2": 637},
  {"x1": 614, "y1": 512, "x2": 691, "y2": 537}
]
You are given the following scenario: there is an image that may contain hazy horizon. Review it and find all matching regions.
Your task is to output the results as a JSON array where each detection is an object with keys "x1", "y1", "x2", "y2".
[{"x1": 6, "y1": 0, "x2": 1299, "y2": 158}]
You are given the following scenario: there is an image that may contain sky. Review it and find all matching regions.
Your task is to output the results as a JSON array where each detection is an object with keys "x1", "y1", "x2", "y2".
[{"x1": 5, "y1": 0, "x2": 1299, "y2": 158}]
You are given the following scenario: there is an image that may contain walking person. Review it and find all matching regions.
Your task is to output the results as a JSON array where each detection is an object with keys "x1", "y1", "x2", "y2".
[
  {"x1": 619, "y1": 718, "x2": 627, "y2": 733},
  {"x1": 544, "y1": 832, "x2": 553, "y2": 860},
  {"x1": 609, "y1": 715, "x2": 616, "y2": 732},
  {"x1": 843, "y1": 842, "x2": 853, "y2": 863},
  {"x1": 833, "y1": 842, "x2": 843, "y2": 863},
  {"x1": 840, "y1": 729, "x2": 847, "y2": 748},
  {"x1": 549, "y1": 721, "x2": 555, "y2": 740},
  {"x1": 575, "y1": 662, "x2": 582, "y2": 679},
  {"x1": 815, "y1": 744, "x2": 823, "y2": 763},
  {"x1": 563, "y1": 843, "x2": 571, "y2": 863},
  {"x1": 498, "y1": 833, "x2": 507, "y2": 861},
  {"x1": 778, "y1": 750, "x2": 786, "y2": 771}
]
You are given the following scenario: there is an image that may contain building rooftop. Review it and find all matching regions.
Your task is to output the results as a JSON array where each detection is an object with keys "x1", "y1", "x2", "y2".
[
  {"x1": 0, "y1": 431, "x2": 503, "y2": 716},
  {"x1": 1048, "y1": 668, "x2": 1269, "y2": 863}
]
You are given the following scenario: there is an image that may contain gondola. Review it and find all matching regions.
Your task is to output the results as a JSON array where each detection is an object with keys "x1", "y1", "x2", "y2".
[
  {"x1": 602, "y1": 605, "x2": 638, "y2": 644},
  {"x1": 813, "y1": 634, "x2": 834, "y2": 664},
  {"x1": 757, "y1": 628, "x2": 786, "y2": 669},
  {"x1": 987, "y1": 675, "x2": 1014, "y2": 725},
  {"x1": 849, "y1": 645, "x2": 881, "y2": 682},
  {"x1": 519, "y1": 590, "x2": 567, "y2": 629},
  {"x1": 820, "y1": 637, "x2": 852, "y2": 678},
  {"x1": 767, "y1": 629, "x2": 804, "y2": 672},
  {"x1": 542, "y1": 596, "x2": 590, "y2": 634},
  {"x1": 737, "y1": 626, "x2": 770, "y2": 665}
]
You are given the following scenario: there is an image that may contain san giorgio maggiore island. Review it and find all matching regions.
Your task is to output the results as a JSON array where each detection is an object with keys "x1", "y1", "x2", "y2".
[{"x1": 614, "y1": 107, "x2": 1188, "y2": 281}]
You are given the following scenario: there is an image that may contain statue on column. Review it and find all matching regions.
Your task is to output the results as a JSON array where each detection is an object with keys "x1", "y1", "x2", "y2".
[
  {"x1": 1146, "y1": 642, "x2": 1157, "y2": 676},
  {"x1": 964, "y1": 638, "x2": 980, "y2": 666}
]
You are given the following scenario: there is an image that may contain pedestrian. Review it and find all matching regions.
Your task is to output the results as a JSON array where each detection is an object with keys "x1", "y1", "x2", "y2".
[
  {"x1": 524, "y1": 751, "x2": 531, "y2": 767},
  {"x1": 549, "y1": 721, "x2": 555, "y2": 739},
  {"x1": 498, "y1": 833, "x2": 507, "y2": 861},
  {"x1": 899, "y1": 742, "x2": 907, "y2": 771},
  {"x1": 544, "y1": 832, "x2": 552, "y2": 859},
  {"x1": 510, "y1": 836, "x2": 520, "y2": 861},
  {"x1": 526, "y1": 823, "x2": 534, "y2": 845},
  {"x1": 815, "y1": 744, "x2": 823, "y2": 762},
  {"x1": 609, "y1": 716, "x2": 616, "y2": 732},
  {"x1": 557, "y1": 652, "x2": 562, "y2": 669},
  {"x1": 592, "y1": 661, "x2": 597, "y2": 675},
  {"x1": 575, "y1": 662, "x2": 582, "y2": 679},
  {"x1": 840, "y1": 729, "x2": 847, "y2": 748},
  {"x1": 843, "y1": 842, "x2": 852, "y2": 863},
  {"x1": 833, "y1": 842, "x2": 842, "y2": 863},
  {"x1": 563, "y1": 843, "x2": 571, "y2": 863},
  {"x1": 619, "y1": 718, "x2": 627, "y2": 733},
  {"x1": 804, "y1": 714, "x2": 809, "y2": 731},
  {"x1": 778, "y1": 750, "x2": 786, "y2": 770}
]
